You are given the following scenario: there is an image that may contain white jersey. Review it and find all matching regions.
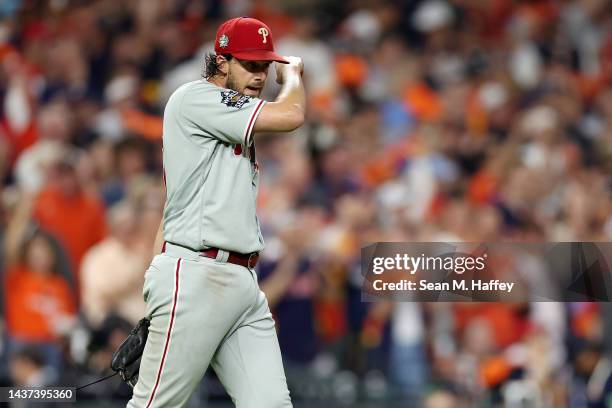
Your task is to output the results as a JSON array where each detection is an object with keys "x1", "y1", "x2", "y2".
[{"x1": 162, "y1": 79, "x2": 266, "y2": 254}]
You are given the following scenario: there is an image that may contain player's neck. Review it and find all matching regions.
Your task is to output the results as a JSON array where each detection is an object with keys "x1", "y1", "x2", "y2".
[{"x1": 207, "y1": 75, "x2": 227, "y2": 89}]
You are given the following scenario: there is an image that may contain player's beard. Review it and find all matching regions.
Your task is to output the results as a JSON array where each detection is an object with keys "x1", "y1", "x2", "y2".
[{"x1": 226, "y1": 72, "x2": 240, "y2": 94}]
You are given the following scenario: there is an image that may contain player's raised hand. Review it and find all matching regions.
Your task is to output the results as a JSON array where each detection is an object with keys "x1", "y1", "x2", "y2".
[{"x1": 276, "y1": 56, "x2": 303, "y2": 85}]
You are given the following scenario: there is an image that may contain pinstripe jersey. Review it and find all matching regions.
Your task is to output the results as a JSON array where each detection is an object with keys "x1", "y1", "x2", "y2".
[{"x1": 161, "y1": 79, "x2": 266, "y2": 254}]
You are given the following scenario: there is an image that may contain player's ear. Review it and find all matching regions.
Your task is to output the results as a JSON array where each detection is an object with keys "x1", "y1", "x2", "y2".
[{"x1": 216, "y1": 54, "x2": 230, "y2": 75}]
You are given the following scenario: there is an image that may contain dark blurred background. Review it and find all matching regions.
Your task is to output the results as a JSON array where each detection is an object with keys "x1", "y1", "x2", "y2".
[{"x1": 0, "y1": 0, "x2": 611, "y2": 407}]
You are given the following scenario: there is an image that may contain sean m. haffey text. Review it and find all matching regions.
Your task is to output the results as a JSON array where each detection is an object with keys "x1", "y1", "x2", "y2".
[{"x1": 371, "y1": 253, "x2": 488, "y2": 275}]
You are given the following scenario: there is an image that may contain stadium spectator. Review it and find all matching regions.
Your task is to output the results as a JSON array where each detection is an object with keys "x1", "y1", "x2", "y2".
[
  {"x1": 3, "y1": 192, "x2": 76, "y2": 371},
  {"x1": 80, "y1": 199, "x2": 148, "y2": 327},
  {"x1": 9, "y1": 346, "x2": 54, "y2": 387},
  {"x1": 32, "y1": 147, "x2": 107, "y2": 284}
]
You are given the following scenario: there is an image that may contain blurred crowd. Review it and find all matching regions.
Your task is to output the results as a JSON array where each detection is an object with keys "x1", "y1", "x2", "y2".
[{"x1": 0, "y1": 0, "x2": 611, "y2": 407}]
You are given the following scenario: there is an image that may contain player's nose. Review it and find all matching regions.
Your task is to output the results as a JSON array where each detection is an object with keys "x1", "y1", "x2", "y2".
[{"x1": 254, "y1": 70, "x2": 267, "y2": 82}]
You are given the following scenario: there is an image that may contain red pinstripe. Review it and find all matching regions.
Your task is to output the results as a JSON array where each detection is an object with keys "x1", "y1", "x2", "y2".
[
  {"x1": 145, "y1": 258, "x2": 182, "y2": 408},
  {"x1": 244, "y1": 100, "x2": 265, "y2": 146}
]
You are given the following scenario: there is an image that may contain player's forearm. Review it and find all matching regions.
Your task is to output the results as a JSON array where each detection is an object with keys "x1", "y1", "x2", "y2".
[
  {"x1": 274, "y1": 68, "x2": 305, "y2": 124},
  {"x1": 254, "y1": 66, "x2": 305, "y2": 133}
]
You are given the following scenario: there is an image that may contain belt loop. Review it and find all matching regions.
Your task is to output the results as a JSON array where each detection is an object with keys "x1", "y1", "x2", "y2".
[{"x1": 215, "y1": 249, "x2": 230, "y2": 263}]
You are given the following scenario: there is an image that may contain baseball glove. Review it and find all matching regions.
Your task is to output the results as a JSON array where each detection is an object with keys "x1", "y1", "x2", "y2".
[{"x1": 111, "y1": 317, "x2": 150, "y2": 387}]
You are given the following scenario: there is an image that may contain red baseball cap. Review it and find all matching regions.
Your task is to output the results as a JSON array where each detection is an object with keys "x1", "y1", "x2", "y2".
[{"x1": 214, "y1": 17, "x2": 289, "y2": 64}]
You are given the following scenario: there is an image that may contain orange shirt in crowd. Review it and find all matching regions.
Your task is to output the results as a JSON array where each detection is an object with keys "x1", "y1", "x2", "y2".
[
  {"x1": 5, "y1": 265, "x2": 76, "y2": 342},
  {"x1": 33, "y1": 187, "x2": 107, "y2": 280},
  {"x1": 454, "y1": 303, "x2": 529, "y2": 349}
]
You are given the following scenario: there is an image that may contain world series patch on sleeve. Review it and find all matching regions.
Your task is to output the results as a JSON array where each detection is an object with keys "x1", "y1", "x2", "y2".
[{"x1": 220, "y1": 90, "x2": 252, "y2": 108}]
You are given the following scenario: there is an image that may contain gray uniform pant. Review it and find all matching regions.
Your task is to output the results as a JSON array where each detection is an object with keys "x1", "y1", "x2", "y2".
[{"x1": 127, "y1": 243, "x2": 292, "y2": 408}]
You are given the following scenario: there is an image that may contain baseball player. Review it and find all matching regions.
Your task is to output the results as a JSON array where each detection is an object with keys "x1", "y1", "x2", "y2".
[{"x1": 126, "y1": 17, "x2": 304, "y2": 408}]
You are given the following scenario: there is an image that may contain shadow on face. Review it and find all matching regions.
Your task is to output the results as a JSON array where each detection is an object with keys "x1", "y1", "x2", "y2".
[{"x1": 226, "y1": 58, "x2": 271, "y2": 97}]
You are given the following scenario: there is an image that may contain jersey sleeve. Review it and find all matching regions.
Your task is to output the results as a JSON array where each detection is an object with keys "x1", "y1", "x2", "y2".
[{"x1": 181, "y1": 86, "x2": 266, "y2": 145}]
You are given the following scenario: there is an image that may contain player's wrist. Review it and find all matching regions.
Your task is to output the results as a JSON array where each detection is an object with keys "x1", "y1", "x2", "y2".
[
  {"x1": 288, "y1": 64, "x2": 301, "y2": 72},
  {"x1": 288, "y1": 63, "x2": 304, "y2": 77},
  {"x1": 281, "y1": 66, "x2": 303, "y2": 85}
]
